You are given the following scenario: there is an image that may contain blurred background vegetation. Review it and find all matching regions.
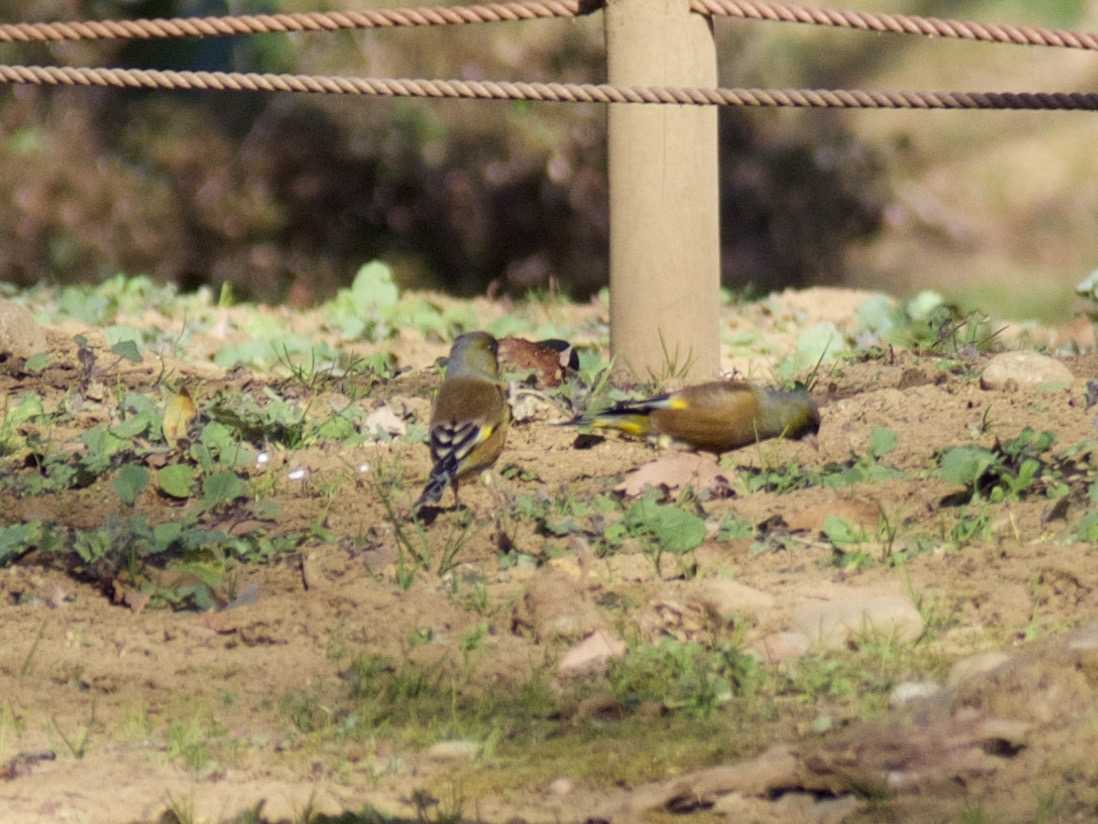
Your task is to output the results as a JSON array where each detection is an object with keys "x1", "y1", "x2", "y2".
[{"x1": 0, "y1": 0, "x2": 1096, "y2": 316}]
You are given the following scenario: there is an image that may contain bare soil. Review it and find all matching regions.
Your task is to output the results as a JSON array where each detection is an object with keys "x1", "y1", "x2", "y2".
[{"x1": 2, "y1": 287, "x2": 1098, "y2": 823}]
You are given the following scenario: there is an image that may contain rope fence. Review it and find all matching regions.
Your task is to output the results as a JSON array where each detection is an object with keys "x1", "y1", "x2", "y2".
[
  {"x1": 0, "y1": 1, "x2": 1094, "y2": 112},
  {"x1": 1, "y1": 0, "x2": 1098, "y2": 54},
  {"x1": 2, "y1": 0, "x2": 1092, "y2": 375},
  {"x1": 2, "y1": 65, "x2": 1097, "y2": 112}
]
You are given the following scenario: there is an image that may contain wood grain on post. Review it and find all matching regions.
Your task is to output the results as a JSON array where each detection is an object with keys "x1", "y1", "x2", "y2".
[{"x1": 605, "y1": 0, "x2": 720, "y2": 381}]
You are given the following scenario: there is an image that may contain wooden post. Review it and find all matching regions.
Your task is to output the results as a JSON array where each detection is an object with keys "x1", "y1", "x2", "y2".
[{"x1": 605, "y1": 0, "x2": 720, "y2": 381}]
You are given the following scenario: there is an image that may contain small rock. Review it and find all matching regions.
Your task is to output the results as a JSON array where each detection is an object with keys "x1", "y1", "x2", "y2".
[
  {"x1": 0, "y1": 299, "x2": 47, "y2": 360},
  {"x1": 793, "y1": 595, "x2": 924, "y2": 651},
  {"x1": 1068, "y1": 622, "x2": 1098, "y2": 652},
  {"x1": 811, "y1": 795, "x2": 862, "y2": 824},
  {"x1": 425, "y1": 740, "x2": 479, "y2": 762},
  {"x1": 691, "y1": 579, "x2": 775, "y2": 625},
  {"x1": 558, "y1": 631, "x2": 626, "y2": 679},
  {"x1": 889, "y1": 680, "x2": 942, "y2": 708},
  {"x1": 363, "y1": 404, "x2": 407, "y2": 438},
  {"x1": 751, "y1": 631, "x2": 811, "y2": 663},
  {"x1": 769, "y1": 792, "x2": 861, "y2": 824},
  {"x1": 947, "y1": 651, "x2": 1011, "y2": 686},
  {"x1": 785, "y1": 498, "x2": 882, "y2": 534},
  {"x1": 547, "y1": 777, "x2": 574, "y2": 796},
  {"x1": 512, "y1": 571, "x2": 604, "y2": 642},
  {"x1": 980, "y1": 351, "x2": 1073, "y2": 392},
  {"x1": 603, "y1": 552, "x2": 666, "y2": 582}
]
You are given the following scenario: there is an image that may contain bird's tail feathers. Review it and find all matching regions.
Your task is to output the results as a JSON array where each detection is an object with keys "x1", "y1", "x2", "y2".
[
  {"x1": 412, "y1": 454, "x2": 459, "y2": 514},
  {"x1": 571, "y1": 407, "x2": 656, "y2": 438}
]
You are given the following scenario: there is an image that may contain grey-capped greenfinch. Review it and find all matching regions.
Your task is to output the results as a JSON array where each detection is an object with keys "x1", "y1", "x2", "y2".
[
  {"x1": 574, "y1": 380, "x2": 819, "y2": 454},
  {"x1": 414, "y1": 331, "x2": 510, "y2": 514}
]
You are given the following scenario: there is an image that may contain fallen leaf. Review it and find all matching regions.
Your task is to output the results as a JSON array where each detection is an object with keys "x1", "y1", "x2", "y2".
[
  {"x1": 499, "y1": 337, "x2": 575, "y2": 387},
  {"x1": 617, "y1": 453, "x2": 732, "y2": 498},
  {"x1": 364, "y1": 404, "x2": 406, "y2": 439},
  {"x1": 162, "y1": 387, "x2": 197, "y2": 448},
  {"x1": 124, "y1": 589, "x2": 151, "y2": 614}
]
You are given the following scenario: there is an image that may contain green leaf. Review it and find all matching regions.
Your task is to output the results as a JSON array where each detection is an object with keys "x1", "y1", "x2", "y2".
[
  {"x1": 196, "y1": 421, "x2": 255, "y2": 467},
  {"x1": 822, "y1": 516, "x2": 865, "y2": 546},
  {"x1": 789, "y1": 322, "x2": 849, "y2": 372},
  {"x1": 906, "y1": 290, "x2": 946, "y2": 322},
  {"x1": 110, "y1": 339, "x2": 142, "y2": 363},
  {"x1": 350, "y1": 261, "x2": 400, "y2": 312},
  {"x1": 1077, "y1": 512, "x2": 1098, "y2": 542},
  {"x1": 855, "y1": 295, "x2": 901, "y2": 337},
  {"x1": 0, "y1": 522, "x2": 41, "y2": 564},
  {"x1": 113, "y1": 463, "x2": 149, "y2": 507},
  {"x1": 24, "y1": 352, "x2": 49, "y2": 374},
  {"x1": 869, "y1": 427, "x2": 897, "y2": 459},
  {"x1": 389, "y1": 297, "x2": 447, "y2": 338},
  {"x1": 152, "y1": 522, "x2": 184, "y2": 553},
  {"x1": 201, "y1": 471, "x2": 247, "y2": 509},
  {"x1": 81, "y1": 425, "x2": 127, "y2": 473},
  {"x1": 939, "y1": 447, "x2": 995, "y2": 489},
  {"x1": 717, "y1": 516, "x2": 753, "y2": 541},
  {"x1": 112, "y1": 395, "x2": 161, "y2": 440},
  {"x1": 158, "y1": 464, "x2": 196, "y2": 499},
  {"x1": 314, "y1": 414, "x2": 357, "y2": 443},
  {"x1": 626, "y1": 499, "x2": 706, "y2": 553},
  {"x1": 6, "y1": 393, "x2": 44, "y2": 427},
  {"x1": 74, "y1": 528, "x2": 111, "y2": 565}
]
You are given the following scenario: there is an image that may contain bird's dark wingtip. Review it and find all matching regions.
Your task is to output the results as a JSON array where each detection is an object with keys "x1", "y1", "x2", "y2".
[{"x1": 552, "y1": 414, "x2": 589, "y2": 428}]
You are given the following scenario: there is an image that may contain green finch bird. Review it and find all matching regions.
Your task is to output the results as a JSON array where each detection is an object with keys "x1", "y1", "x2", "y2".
[
  {"x1": 413, "y1": 332, "x2": 511, "y2": 515},
  {"x1": 573, "y1": 380, "x2": 820, "y2": 454}
]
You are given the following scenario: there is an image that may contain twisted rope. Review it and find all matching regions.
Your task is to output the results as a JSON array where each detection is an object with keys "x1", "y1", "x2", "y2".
[
  {"x1": 694, "y1": 0, "x2": 1098, "y2": 51},
  {"x1": 1, "y1": 0, "x2": 1097, "y2": 53},
  {"x1": 2, "y1": 65, "x2": 1096, "y2": 111},
  {"x1": 0, "y1": 2, "x2": 586, "y2": 42}
]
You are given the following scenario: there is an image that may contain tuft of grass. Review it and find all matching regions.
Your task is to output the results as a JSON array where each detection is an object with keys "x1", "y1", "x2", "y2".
[{"x1": 608, "y1": 639, "x2": 761, "y2": 718}]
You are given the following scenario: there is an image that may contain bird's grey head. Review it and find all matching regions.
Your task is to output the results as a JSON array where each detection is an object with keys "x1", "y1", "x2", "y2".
[
  {"x1": 767, "y1": 388, "x2": 821, "y2": 440},
  {"x1": 446, "y1": 331, "x2": 500, "y2": 379}
]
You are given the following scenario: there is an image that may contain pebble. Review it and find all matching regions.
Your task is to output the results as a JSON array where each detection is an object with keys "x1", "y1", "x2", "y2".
[
  {"x1": 888, "y1": 680, "x2": 942, "y2": 708},
  {"x1": 793, "y1": 595, "x2": 924, "y2": 651},
  {"x1": 547, "y1": 778, "x2": 574, "y2": 796},
  {"x1": 0, "y1": 298, "x2": 47, "y2": 360},
  {"x1": 425, "y1": 740, "x2": 480, "y2": 762},
  {"x1": 691, "y1": 578, "x2": 775, "y2": 625},
  {"x1": 558, "y1": 630, "x2": 626, "y2": 678},
  {"x1": 513, "y1": 571, "x2": 604, "y2": 642},
  {"x1": 980, "y1": 351, "x2": 1073, "y2": 391},
  {"x1": 1069, "y1": 622, "x2": 1098, "y2": 652},
  {"x1": 751, "y1": 631, "x2": 811, "y2": 663},
  {"x1": 947, "y1": 651, "x2": 1011, "y2": 687}
]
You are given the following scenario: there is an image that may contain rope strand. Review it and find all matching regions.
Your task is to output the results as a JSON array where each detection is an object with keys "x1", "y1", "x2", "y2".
[
  {"x1": 2, "y1": 65, "x2": 1096, "y2": 111},
  {"x1": 0, "y1": 0, "x2": 1096, "y2": 53}
]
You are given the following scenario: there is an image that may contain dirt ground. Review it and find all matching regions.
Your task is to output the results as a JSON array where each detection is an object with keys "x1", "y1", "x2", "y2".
[{"x1": 2, "y1": 285, "x2": 1098, "y2": 823}]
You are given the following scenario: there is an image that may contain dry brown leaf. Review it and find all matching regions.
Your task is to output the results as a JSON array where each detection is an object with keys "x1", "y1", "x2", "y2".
[
  {"x1": 498, "y1": 336, "x2": 574, "y2": 387},
  {"x1": 616, "y1": 452, "x2": 731, "y2": 498},
  {"x1": 162, "y1": 386, "x2": 197, "y2": 448},
  {"x1": 123, "y1": 589, "x2": 151, "y2": 614}
]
